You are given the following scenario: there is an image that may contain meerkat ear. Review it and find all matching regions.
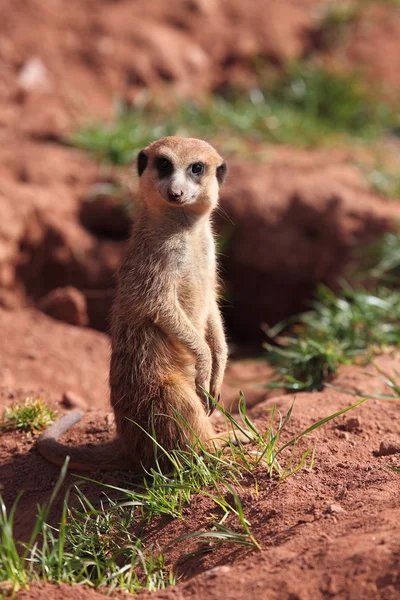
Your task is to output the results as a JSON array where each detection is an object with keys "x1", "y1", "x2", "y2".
[
  {"x1": 137, "y1": 150, "x2": 148, "y2": 176},
  {"x1": 216, "y1": 161, "x2": 227, "y2": 186}
]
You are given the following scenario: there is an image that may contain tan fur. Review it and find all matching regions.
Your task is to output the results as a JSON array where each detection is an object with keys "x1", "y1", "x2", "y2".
[{"x1": 37, "y1": 136, "x2": 230, "y2": 472}]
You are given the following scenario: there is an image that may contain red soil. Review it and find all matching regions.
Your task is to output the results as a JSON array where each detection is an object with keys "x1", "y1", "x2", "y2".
[
  {"x1": 0, "y1": 308, "x2": 109, "y2": 407},
  {"x1": 5, "y1": 354, "x2": 400, "y2": 600},
  {"x1": 325, "y1": 3, "x2": 400, "y2": 99}
]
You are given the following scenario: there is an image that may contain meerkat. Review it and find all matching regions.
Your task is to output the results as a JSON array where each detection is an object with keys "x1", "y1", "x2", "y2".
[{"x1": 37, "y1": 136, "x2": 236, "y2": 472}]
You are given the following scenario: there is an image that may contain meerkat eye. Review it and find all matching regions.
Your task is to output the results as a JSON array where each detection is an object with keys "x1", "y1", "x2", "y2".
[
  {"x1": 155, "y1": 156, "x2": 173, "y2": 174},
  {"x1": 191, "y1": 162, "x2": 204, "y2": 175}
]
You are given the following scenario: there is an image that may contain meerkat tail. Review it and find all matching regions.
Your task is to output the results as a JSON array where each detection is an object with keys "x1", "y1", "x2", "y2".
[{"x1": 36, "y1": 411, "x2": 130, "y2": 472}]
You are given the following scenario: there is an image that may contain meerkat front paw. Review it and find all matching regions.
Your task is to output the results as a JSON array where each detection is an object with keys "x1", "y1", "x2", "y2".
[
  {"x1": 195, "y1": 348, "x2": 212, "y2": 413},
  {"x1": 195, "y1": 378, "x2": 212, "y2": 414},
  {"x1": 207, "y1": 389, "x2": 220, "y2": 416}
]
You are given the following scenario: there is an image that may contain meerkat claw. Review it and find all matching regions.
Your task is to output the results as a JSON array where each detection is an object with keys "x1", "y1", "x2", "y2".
[{"x1": 209, "y1": 393, "x2": 220, "y2": 416}]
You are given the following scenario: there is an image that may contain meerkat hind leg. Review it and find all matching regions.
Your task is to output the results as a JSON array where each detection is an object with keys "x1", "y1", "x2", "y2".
[{"x1": 172, "y1": 386, "x2": 249, "y2": 450}]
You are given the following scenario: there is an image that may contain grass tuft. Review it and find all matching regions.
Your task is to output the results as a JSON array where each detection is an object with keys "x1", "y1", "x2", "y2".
[
  {"x1": 387, "y1": 465, "x2": 400, "y2": 473},
  {"x1": 1, "y1": 398, "x2": 56, "y2": 435},
  {"x1": 265, "y1": 284, "x2": 400, "y2": 391},
  {"x1": 362, "y1": 232, "x2": 400, "y2": 284},
  {"x1": 315, "y1": 0, "x2": 400, "y2": 51},
  {"x1": 264, "y1": 63, "x2": 388, "y2": 136},
  {"x1": 316, "y1": 1, "x2": 361, "y2": 48},
  {"x1": 358, "y1": 161, "x2": 400, "y2": 200}
]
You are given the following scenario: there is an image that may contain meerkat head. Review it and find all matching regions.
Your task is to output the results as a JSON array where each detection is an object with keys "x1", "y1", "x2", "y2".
[{"x1": 136, "y1": 137, "x2": 227, "y2": 218}]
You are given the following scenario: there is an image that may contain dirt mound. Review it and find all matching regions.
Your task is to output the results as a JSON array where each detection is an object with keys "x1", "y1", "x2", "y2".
[
  {"x1": 2, "y1": 141, "x2": 399, "y2": 337},
  {"x1": 18, "y1": 584, "x2": 126, "y2": 600},
  {"x1": 0, "y1": 0, "x2": 316, "y2": 129},
  {"x1": 38, "y1": 286, "x2": 89, "y2": 326},
  {"x1": 0, "y1": 139, "x2": 126, "y2": 330},
  {"x1": 219, "y1": 149, "x2": 400, "y2": 339},
  {"x1": 0, "y1": 307, "x2": 110, "y2": 408},
  {"x1": 0, "y1": 0, "x2": 316, "y2": 330},
  {"x1": 322, "y1": 3, "x2": 400, "y2": 99},
  {"x1": 6, "y1": 355, "x2": 400, "y2": 600}
]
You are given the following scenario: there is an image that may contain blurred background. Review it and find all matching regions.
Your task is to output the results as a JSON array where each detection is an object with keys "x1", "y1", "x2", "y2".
[{"x1": 1, "y1": 0, "x2": 400, "y2": 399}]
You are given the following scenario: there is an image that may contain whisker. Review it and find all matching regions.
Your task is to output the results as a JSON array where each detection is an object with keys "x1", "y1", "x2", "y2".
[{"x1": 215, "y1": 204, "x2": 235, "y2": 226}]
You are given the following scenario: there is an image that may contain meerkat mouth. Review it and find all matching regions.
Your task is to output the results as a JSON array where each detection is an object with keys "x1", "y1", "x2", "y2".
[
  {"x1": 167, "y1": 196, "x2": 185, "y2": 204},
  {"x1": 166, "y1": 193, "x2": 192, "y2": 206}
]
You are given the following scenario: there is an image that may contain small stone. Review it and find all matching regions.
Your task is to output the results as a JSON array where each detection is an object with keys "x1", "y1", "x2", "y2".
[
  {"x1": 204, "y1": 565, "x2": 230, "y2": 578},
  {"x1": 344, "y1": 416, "x2": 361, "y2": 431},
  {"x1": 377, "y1": 438, "x2": 400, "y2": 457},
  {"x1": 17, "y1": 57, "x2": 51, "y2": 91},
  {"x1": 38, "y1": 286, "x2": 88, "y2": 327},
  {"x1": 326, "y1": 504, "x2": 344, "y2": 514},
  {"x1": 61, "y1": 391, "x2": 88, "y2": 412},
  {"x1": 326, "y1": 575, "x2": 341, "y2": 595},
  {"x1": 338, "y1": 431, "x2": 350, "y2": 440}
]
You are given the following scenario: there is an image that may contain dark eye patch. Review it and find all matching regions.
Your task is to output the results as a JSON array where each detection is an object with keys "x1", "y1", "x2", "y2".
[
  {"x1": 191, "y1": 162, "x2": 204, "y2": 175},
  {"x1": 155, "y1": 156, "x2": 173, "y2": 178}
]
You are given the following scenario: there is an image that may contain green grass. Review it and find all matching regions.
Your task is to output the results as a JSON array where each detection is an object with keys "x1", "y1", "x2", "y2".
[
  {"x1": 264, "y1": 228, "x2": 400, "y2": 392},
  {"x1": 264, "y1": 63, "x2": 394, "y2": 135},
  {"x1": 369, "y1": 362, "x2": 400, "y2": 398},
  {"x1": 316, "y1": 0, "x2": 400, "y2": 48},
  {"x1": 69, "y1": 64, "x2": 398, "y2": 166},
  {"x1": 265, "y1": 284, "x2": 400, "y2": 392},
  {"x1": 387, "y1": 465, "x2": 400, "y2": 473},
  {"x1": 315, "y1": 0, "x2": 400, "y2": 49},
  {"x1": 0, "y1": 460, "x2": 173, "y2": 596},
  {"x1": 317, "y1": 1, "x2": 361, "y2": 41},
  {"x1": 358, "y1": 162, "x2": 400, "y2": 200},
  {"x1": 370, "y1": 0, "x2": 400, "y2": 7},
  {"x1": 1, "y1": 398, "x2": 56, "y2": 435},
  {"x1": 0, "y1": 395, "x2": 363, "y2": 597},
  {"x1": 359, "y1": 232, "x2": 400, "y2": 284}
]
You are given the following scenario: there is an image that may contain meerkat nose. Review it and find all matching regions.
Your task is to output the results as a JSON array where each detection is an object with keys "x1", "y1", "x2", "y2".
[{"x1": 167, "y1": 188, "x2": 184, "y2": 202}]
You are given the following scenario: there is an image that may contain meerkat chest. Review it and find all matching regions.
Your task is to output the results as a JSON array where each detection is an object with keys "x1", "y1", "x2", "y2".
[{"x1": 177, "y1": 230, "x2": 215, "y2": 323}]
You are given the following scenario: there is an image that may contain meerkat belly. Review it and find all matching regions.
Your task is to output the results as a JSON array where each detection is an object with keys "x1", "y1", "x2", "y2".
[
  {"x1": 178, "y1": 272, "x2": 211, "y2": 335},
  {"x1": 177, "y1": 235, "x2": 213, "y2": 330}
]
